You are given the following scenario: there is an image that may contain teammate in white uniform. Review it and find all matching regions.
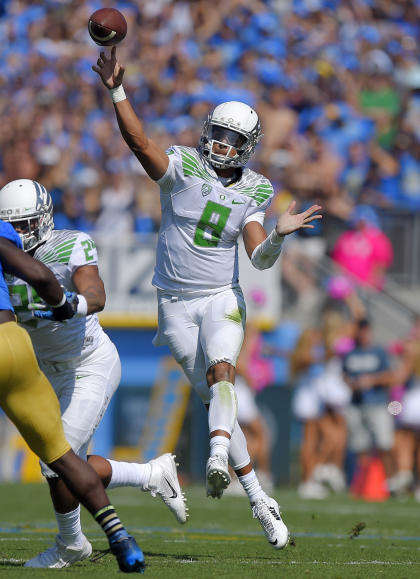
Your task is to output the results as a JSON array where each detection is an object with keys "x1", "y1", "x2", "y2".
[
  {"x1": 0, "y1": 179, "x2": 188, "y2": 569},
  {"x1": 93, "y1": 46, "x2": 321, "y2": 549}
]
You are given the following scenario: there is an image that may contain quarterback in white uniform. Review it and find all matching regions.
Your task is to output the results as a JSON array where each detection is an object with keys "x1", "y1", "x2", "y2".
[
  {"x1": 0, "y1": 179, "x2": 188, "y2": 569},
  {"x1": 93, "y1": 46, "x2": 321, "y2": 550}
]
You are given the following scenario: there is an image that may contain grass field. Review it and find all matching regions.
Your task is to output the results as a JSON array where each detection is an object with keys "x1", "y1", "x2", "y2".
[{"x1": 1, "y1": 482, "x2": 420, "y2": 577}]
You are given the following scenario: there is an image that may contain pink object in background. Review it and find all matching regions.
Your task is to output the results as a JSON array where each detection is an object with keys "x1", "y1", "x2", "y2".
[
  {"x1": 249, "y1": 288, "x2": 267, "y2": 307},
  {"x1": 248, "y1": 334, "x2": 275, "y2": 392},
  {"x1": 331, "y1": 226, "x2": 393, "y2": 290},
  {"x1": 333, "y1": 336, "x2": 355, "y2": 355},
  {"x1": 327, "y1": 275, "x2": 354, "y2": 300},
  {"x1": 388, "y1": 340, "x2": 404, "y2": 356}
]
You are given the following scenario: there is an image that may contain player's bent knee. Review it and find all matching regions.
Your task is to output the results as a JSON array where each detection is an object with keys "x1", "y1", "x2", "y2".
[{"x1": 206, "y1": 361, "x2": 234, "y2": 385}]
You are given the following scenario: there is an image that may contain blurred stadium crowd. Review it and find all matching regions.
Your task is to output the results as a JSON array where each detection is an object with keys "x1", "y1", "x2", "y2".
[{"x1": 1, "y1": 0, "x2": 420, "y2": 236}]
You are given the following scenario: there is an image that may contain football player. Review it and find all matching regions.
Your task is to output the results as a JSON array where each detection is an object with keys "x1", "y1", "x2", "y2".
[
  {"x1": 93, "y1": 46, "x2": 321, "y2": 549},
  {"x1": 0, "y1": 179, "x2": 187, "y2": 569},
  {"x1": 0, "y1": 219, "x2": 144, "y2": 573}
]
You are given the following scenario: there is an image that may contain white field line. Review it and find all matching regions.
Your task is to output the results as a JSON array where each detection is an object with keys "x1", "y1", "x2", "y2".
[
  {"x1": 170, "y1": 560, "x2": 420, "y2": 566},
  {"x1": 3, "y1": 525, "x2": 420, "y2": 543},
  {"x1": 0, "y1": 537, "x2": 50, "y2": 541},
  {"x1": 0, "y1": 557, "x2": 418, "y2": 567}
]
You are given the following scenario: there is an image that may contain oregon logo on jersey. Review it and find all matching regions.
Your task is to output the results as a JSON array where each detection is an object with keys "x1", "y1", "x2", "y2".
[{"x1": 201, "y1": 184, "x2": 212, "y2": 197}]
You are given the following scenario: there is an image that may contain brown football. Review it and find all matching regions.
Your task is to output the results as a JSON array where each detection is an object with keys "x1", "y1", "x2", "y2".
[{"x1": 88, "y1": 8, "x2": 127, "y2": 46}]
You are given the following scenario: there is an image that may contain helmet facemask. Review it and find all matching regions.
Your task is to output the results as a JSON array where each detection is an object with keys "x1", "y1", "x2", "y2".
[{"x1": 10, "y1": 213, "x2": 49, "y2": 252}]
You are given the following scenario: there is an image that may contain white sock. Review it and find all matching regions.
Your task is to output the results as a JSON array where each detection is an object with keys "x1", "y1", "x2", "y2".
[
  {"x1": 210, "y1": 435, "x2": 230, "y2": 459},
  {"x1": 55, "y1": 506, "x2": 84, "y2": 547},
  {"x1": 239, "y1": 470, "x2": 266, "y2": 504},
  {"x1": 107, "y1": 460, "x2": 151, "y2": 490},
  {"x1": 208, "y1": 381, "x2": 237, "y2": 442},
  {"x1": 229, "y1": 421, "x2": 251, "y2": 470}
]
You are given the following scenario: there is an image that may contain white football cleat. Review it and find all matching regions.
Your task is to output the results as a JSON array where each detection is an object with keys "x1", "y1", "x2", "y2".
[
  {"x1": 206, "y1": 454, "x2": 231, "y2": 499},
  {"x1": 251, "y1": 496, "x2": 289, "y2": 549},
  {"x1": 24, "y1": 534, "x2": 92, "y2": 568},
  {"x1": 145, "y1": 453, "x2": 188, "y2": 524}
]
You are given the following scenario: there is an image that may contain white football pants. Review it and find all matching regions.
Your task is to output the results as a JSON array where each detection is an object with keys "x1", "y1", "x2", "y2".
[
  {"x1": 38, "y1": 333, "x2": 121, "y2": 477},
  {"x1": 153, "y1": 287, "x2": 246, "y2": 403}
]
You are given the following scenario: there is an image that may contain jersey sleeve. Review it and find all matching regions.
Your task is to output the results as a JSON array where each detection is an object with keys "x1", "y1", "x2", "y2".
[
  {"x1": 242, "y1": 179, "x2": 274, "y2": 228},
  {"x1": 156, "y1": 145, "x2": 184, "y2": 194},
  {"x1": 0, "y1": 220, "x2": 23, "y2": 249},
  {"x1": 67, "y1": 232, "x2": 98, "y2": 275}
]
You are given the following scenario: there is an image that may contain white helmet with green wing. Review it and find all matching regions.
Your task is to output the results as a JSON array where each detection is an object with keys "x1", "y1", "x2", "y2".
[
  {"x1": 0, "y1": 179, "x2": 54, "y2": 251},
  {"x1": 199, "y1": 101, "x2": 262, "y2": 169}
]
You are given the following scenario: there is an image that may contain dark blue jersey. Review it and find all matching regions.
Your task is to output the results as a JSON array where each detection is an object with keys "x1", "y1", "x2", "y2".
[
  {"x1": 0, "y1": 220, "x2": 23, "y2": 312},
  {"x1": 343, "y1": 345, "x2": 390, "y2": 405}
]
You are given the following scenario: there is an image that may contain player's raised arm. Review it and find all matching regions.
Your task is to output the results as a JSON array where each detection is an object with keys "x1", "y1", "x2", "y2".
[
  {"x1": 243, "y1": 200, "x2": 322, "y2": 270},
  {"x1": 92, "y1": 46, "x2": 169, "y2": 181}
]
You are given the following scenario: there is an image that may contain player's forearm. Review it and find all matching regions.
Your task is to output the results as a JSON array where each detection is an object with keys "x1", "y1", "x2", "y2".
[
  {"x1": 21, "y1": 263, "x2": 65, "y2": 307},
  {"x1": 112, "y1": 96, "x2": 168, "y2": 180},
  {"x1": 250, "y1": 230, "x2": 284, "y2": 270},
  {"x1": 77, "y1": 285, "x2": 105, "y2": 315},
  {"x1": 0, "y1": 239, "x2": 64, "y2": 306},
  {"x1": 114, "y1": 98, "x2": 149, "y2": 153},
  {"x1": 30, "y1": 277, "x2": 65, "y2": 307},
  {"x1": 72, "y1": 267, "x2": 106, "y2": 315}
]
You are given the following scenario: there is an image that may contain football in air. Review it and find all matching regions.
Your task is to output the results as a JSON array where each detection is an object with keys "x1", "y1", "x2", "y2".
[{"x1": 88, "y1": 8, "x2": 127, "y2": 46}]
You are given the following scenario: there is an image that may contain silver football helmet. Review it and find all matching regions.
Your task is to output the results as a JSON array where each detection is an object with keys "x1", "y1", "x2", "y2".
[
  {"x1": 199, "y1": 101, "x2": 262, "y2": 169},
  {"x1": 0, "y1": 179, "x2": 53, "y2": 251}
]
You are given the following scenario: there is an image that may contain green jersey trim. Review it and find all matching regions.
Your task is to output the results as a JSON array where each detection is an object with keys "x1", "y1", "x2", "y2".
[
  {"x1": 177, "y1": 147, "x2": 273, "y2": 207},
  {"x1": 180, "y1": 148, "x2": 213, "y2": 183},
  {"x1": 41, "y1": 237, "x2": 78, "y2": 265}
]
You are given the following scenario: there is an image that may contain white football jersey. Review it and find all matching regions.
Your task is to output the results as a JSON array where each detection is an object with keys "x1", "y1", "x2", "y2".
[
  {"x1": 7, "y1": 229, "x2": 104, "y2": 362},
  {"x1": 152, "y1": 146, "x2": 274, "y2": 293}
]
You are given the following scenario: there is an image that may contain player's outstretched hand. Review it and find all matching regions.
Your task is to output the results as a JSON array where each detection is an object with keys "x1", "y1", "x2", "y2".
[
  {"x1": 275, "y1": 201, "x2": 322, "y2": 237},
  {"x1": 92, "y1": 45, "x2": 125, "y2": 89}
]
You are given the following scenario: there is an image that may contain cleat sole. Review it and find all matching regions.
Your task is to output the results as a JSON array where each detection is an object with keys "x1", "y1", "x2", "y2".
[{"x1": 207, "y1": 469, "x2": 230, "y2": 498}]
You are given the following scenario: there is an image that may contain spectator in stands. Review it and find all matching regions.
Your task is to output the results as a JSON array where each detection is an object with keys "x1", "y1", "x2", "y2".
[
  {"x1": 357, "y1": 49, "x2": 401, "y2": 150},
  {"x1": 387, "y1": 324, "x2": 420, "y2": 500},
  {"x1": 290, "y1": 326, "x2": 326, "y2": 499},
  {"x1": 310, "y1": 309, "x2": 352, "y2": 494},
  {"x1": 331, "y1": 205, "x2": 393, "y2": 291},
  {"x1": 342, "y1": 318, "x2": 395, "y2": 489},
  {"x1": 290, "y1": 297, "x2": 355, "y2": 500}
]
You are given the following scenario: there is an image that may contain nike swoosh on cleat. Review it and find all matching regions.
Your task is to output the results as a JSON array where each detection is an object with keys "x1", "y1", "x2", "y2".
[
  {"x1": 164, "y1": 477, "x2": 178, "y2": 499},
  {"x1": 269, "y1": 540, "x2": 278, "y2": 546}
]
